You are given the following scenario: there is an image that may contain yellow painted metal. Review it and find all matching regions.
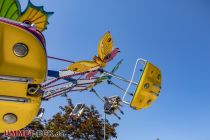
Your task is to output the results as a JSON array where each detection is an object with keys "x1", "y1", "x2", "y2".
[
  {"x1": 67, "y1": 60, "x2": 99, "y2": 73},
  {"x1": 97, "y1": 31, "x2": 113, "y2": 60},
  {"x1": 0, "y1": 21, "x2": 46, "y2": 132},
  {"x1": 18, "y1": 7, "x2": 48, "y2": 32},
  {"x1": 130, "y1": 62, "x2": 162, "y2": 110},
  {"x1": 0, "y1": 21, "x2": 47, "y2": 84},
  {"x1": 0, "y1": 81, "x2": 41, "y2": 133},
  {"x1": 67, "y1": 32, "x2": 113, "y2": 72}
]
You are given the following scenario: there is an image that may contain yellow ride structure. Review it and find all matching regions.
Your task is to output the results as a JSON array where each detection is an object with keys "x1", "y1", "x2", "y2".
[
  {"x1": 130, "y1": 62, "x2": 161, "y2": 110},
  {"x1": 0, "y1": 0, "x2": 162, "y2": 133},
  {"x1": 0, "y1": 18, "x2": 47, "y2": 132}
]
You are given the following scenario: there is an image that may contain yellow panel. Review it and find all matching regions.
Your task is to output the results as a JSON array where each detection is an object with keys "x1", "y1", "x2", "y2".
[
  {"x1": 0, "y1": 81, "x2": 41, "y2": 132},
  {"x1": 28, "y1": 8, "x2": 38, "y2": 20},
  {"x1": 17, "y1": 7, "x2": 48, "y2": 32},
  {"x1": 35, "y1": 11, "x2": 45, "y2": 20},
  {"x1": 98, "y1": 32, "x2": 113, "y2": 60},
  {"x1": 67, "y1": 61, "x2": 99, "y2": 73},
  {"x1": 0, "y1": 21, "x2": 47, "y2": 84},
  {"x1": 17, "y1": 8, "x2": 31, "y2": 21},
  {"x1": 0, "y1": 21, "x2": 45, "y2": 132},
  {"x1": 33, "y1": 15, "x2": 47, "y2": 24},
  {"x1": 93, "y1": 56, "x2": 106, "y2": 68},
  {"x1": 130, "y1": 62, "x2": 162, "y2": 110}
]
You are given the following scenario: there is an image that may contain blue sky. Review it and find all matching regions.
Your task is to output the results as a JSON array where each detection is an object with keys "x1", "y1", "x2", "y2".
[{"x1": 19, "y1": 0, "x2": 210, "y2": 139}]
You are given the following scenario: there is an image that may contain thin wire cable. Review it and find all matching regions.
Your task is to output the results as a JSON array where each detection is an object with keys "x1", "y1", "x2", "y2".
[
  {"x1": 90, "y1": 89, "x2": 104, "y2": 102},
  {"x1": 43, "y1": 81, "x2": 69, "y2": 89},
  {"x1": 48, "y1": 56, "x2": 75, "y2": 63},
  {"x1": 108, "y1": 80, "x2": 133, "y2": 96}
]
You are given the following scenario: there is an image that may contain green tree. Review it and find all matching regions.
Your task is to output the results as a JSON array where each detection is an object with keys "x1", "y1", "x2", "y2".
[
  {"x1": 1, "y1": 99, "x2": 118, "y2": 140},
  {"x1": 26, "y1": 99, "x2": 118, "y2": 140}
]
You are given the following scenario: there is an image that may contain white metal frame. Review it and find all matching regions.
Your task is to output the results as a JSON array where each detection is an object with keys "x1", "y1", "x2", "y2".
[{"x1": 122, "y1": 58, "x2": 147, "y2": 104}]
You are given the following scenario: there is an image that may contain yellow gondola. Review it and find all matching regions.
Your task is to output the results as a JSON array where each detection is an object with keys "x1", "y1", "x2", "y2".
[
  {"x1": 0, "y1": 18, "x2": 47, "y2": 132},
  {"x1": 97, "y1": 58, "x2": 162, "y2": 111},
  {"x1": 130, "y1": 61, "x2": 162, "y2": 110}
]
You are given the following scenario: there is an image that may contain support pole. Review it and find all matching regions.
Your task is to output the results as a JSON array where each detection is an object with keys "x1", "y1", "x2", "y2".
[
  {"x1": 102, "y1": 70, "x2": 138, "y2": 85},
  {"x1": 104, "y1": 111, "x2": 106, "y2": 140}
]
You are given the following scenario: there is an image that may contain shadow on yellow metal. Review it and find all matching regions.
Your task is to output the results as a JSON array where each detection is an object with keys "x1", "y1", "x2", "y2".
[
  {"x1": 130, "y1": 62, "x2": 162, "y2": 110},
  {"x1": 0, "y1": 19, "x2": 47, "y2": 132}
]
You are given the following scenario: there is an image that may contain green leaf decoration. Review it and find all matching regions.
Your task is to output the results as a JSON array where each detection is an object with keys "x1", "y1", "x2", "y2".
[{"x1": 0, "y1": 0, "x2": 21, "y2": 20}]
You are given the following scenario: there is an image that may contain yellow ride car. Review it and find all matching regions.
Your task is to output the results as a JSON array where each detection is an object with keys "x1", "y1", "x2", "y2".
[
  {"x1": 130, "y1": 61, "x2": 162, "y2": 110},
  {"x1": 0, "y1": 18, "x2": 47, "y2": 132}
]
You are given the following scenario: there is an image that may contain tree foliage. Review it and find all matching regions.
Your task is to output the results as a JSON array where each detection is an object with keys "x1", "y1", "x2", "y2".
[{"x1": 25, "y1": 99, "x2": 118, "y2": 140}]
